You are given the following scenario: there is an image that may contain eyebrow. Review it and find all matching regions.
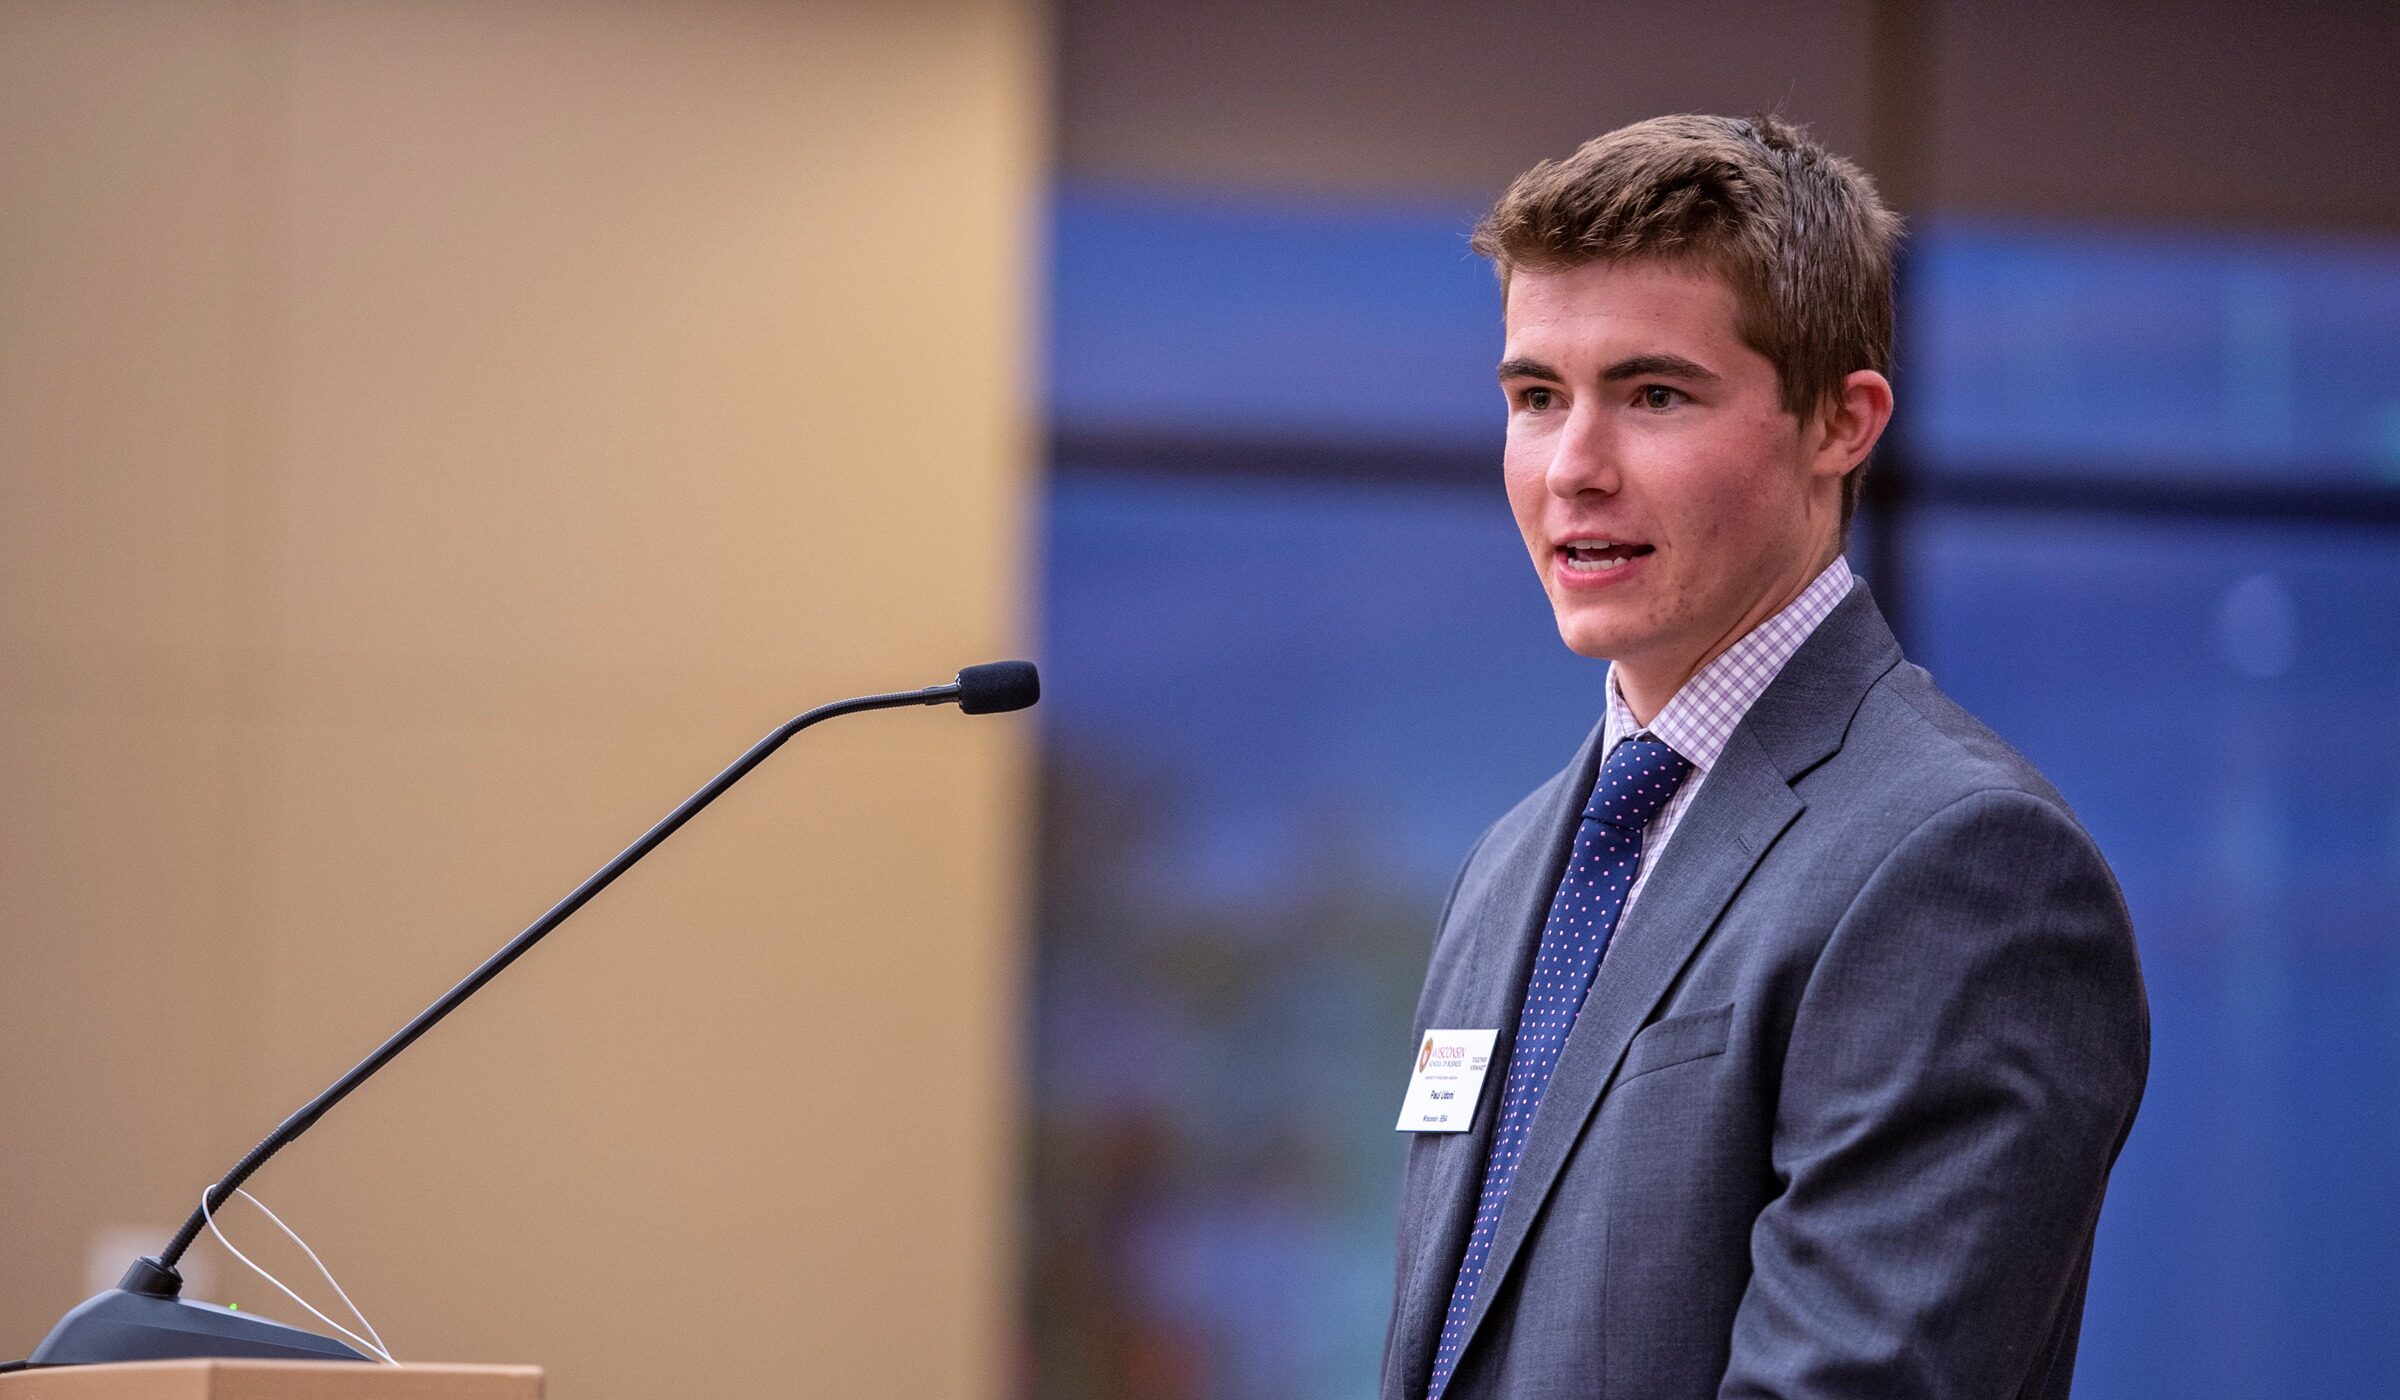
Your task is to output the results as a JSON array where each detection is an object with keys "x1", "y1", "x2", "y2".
[
  {"x1": 1496, "y1": 353, "x2": 1722, "y2": 384},
  {"x1": 1496, "y1": 357, "x2": 1565, "y2": 383}
]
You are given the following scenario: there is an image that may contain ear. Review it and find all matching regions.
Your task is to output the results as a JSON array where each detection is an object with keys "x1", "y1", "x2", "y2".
[{"x1": 1808, "y1": 369, "x2": 1894, "y2": 483}]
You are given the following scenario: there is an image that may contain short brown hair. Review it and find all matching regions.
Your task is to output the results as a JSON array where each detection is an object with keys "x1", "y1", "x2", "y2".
[{"x1": 1473, "y1": 113, "x2": 1901, "y2": 532}]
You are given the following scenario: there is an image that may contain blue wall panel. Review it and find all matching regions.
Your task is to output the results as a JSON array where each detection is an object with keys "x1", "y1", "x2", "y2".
[{"x1": 1029, "y1": 188, "x2": 2400, "y2": 1400}]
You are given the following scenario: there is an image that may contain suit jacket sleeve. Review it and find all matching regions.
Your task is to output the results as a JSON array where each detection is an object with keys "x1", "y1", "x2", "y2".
[{"x1": 1718, "y1": 788, "x2": 2150, "y2": 1399}]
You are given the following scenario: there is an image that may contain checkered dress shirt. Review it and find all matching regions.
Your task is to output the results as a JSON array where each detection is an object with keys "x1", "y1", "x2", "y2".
[{"x1": 1601, "y1": 555, "x2": 1854, "y2": 919}]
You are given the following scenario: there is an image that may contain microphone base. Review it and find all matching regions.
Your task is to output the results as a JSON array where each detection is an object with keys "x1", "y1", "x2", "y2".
[{"x1": 27, "y1": 1288, "x2": 369, "y2": 1367}]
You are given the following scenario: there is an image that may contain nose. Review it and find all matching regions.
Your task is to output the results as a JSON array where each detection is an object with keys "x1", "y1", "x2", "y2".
[{"x1": 1544, "y1": 401, "x2": 1621, "y2": 500}]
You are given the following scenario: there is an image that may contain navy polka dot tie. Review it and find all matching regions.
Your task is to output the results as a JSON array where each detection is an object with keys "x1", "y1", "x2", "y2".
[{"x1": 1425, "y1": 735, "x2": 1693, "y2": 1398}]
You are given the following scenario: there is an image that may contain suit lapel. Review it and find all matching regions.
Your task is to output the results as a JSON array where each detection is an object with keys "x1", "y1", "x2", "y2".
[
  {"x1": 1387, "y1": 720, "x2": 1608, "y2": 1400},
  {"x1": 1444, "y1": 581, "x2": 1906, "y2": 1370},
  {"x1": 1452, "y1": 726, "x2": 1800, "y2": 1359}
]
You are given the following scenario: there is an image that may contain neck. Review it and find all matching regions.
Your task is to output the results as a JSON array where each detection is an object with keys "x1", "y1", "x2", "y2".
[{"x1": 1614, "y1": 548, "x2": 1839, "y2": 727}]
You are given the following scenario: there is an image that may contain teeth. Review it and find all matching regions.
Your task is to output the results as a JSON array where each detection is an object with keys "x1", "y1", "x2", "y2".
[{"x1": 1559, "y1": 538, "x2": 1645, "y2": 574}]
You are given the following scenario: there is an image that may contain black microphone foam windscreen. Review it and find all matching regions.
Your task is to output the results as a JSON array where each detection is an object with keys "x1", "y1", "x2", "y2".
[{"x1": 956, "y1": 661, "x2": 1041, "y2": 714}]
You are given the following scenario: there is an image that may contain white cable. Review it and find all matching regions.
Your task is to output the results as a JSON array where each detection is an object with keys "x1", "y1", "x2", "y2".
[
  {"x1": 199, "y1": 1188, "x2": 394, "y2": 1365},
  {"x1": 226, "y1": 1189, "x2": 394, "y2": 1364},
  {"x1": 200, "y1": 1188, "x2": 399, "y2": 1366}
]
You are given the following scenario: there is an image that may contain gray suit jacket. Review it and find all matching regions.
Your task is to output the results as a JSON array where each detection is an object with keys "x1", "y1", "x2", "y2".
[{"x1": 1382, "y1": 583, "x2": 2149, "y2": 1400}]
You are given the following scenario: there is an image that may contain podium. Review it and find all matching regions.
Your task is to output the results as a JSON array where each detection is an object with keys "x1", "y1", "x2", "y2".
[{"x1": 0, "y1": 1362, "x2": 541, "y2": 1399}]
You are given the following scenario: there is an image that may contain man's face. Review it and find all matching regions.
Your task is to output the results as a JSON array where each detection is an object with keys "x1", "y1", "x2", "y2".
[{"x1": 1499, "y1": 259, "x2": 1840, "y2": 688}]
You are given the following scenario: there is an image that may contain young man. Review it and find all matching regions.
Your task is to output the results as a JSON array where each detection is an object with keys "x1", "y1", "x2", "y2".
[{"x1": 1383, "y1": 115, "x2": 2149, "y2": 1399}]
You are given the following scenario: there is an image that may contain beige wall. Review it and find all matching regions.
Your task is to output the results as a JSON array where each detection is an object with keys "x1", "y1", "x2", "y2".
[{"x1": 0, "y1": 3, "x2": 1044, "y2": 1397}]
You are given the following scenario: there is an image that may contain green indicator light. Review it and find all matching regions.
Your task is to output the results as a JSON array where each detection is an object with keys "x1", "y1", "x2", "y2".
[{"x1": 227, "y1": 1304, "x2": 240, "y2": 1312}]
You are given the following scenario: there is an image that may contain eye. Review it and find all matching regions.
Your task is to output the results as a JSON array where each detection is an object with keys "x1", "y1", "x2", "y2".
[
  {"x1": 1639, "y1": 384, "x2": 1685, "y2": 411},
  {"x1": 1519, "y1": 386, "x2": 1557, "y2": 412}
]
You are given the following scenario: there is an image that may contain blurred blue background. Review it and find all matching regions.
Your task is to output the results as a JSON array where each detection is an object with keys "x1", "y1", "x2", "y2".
[{"x1": 1028, "y1": 6, "x2": 2400, "y2": 1397}]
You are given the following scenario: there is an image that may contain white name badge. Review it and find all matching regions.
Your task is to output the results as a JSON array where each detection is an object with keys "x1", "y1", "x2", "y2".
[{"x1": 1395, "y1": 1028, "x2": 1500, "y2": 1132}]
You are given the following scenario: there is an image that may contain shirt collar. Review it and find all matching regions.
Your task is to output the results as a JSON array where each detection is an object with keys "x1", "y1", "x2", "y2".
[{"x1": 1603, "y1": 555, "x2": 1856, "y2": 773}]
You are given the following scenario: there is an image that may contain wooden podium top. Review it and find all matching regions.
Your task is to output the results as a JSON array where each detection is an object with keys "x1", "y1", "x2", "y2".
[{"x1": 0, "y1": 1362, "x2": 541, "y2": 1400}]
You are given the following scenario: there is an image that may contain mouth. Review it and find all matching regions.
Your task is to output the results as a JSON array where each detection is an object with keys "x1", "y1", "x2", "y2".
[{"x1": 1555, "y1": 538, "x2": 1654, "y2": 575}]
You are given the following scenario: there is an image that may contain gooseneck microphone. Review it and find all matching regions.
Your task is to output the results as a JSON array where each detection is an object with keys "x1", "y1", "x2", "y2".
[
  {"x1": 21, "y1": 661, "x2": 1040, "y2": 1370},
  {"x1": 953, "y1": 659, "x2": 1041, "y2": 715}
]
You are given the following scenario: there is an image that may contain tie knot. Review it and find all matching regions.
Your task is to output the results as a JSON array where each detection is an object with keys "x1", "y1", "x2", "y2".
[{"x1": 1583, "y1": 735, "x2": 1692, "y2": 831}]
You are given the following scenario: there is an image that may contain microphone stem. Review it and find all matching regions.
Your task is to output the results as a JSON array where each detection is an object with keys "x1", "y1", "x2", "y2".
[{"x1": 157, "y1": 682, "x2": 956, "y2": 1272}]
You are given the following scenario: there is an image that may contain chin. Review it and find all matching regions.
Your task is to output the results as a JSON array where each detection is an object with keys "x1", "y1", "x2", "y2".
[{"x1": 1552, "y1": 610, "x2": 1640, "y2": 661}]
